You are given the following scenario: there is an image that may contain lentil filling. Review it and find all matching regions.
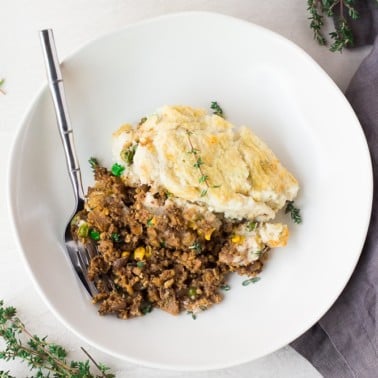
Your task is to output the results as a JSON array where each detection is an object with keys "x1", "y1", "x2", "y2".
[{"x1": 72, "y1": 165, "x2": 266, "y2": 319}]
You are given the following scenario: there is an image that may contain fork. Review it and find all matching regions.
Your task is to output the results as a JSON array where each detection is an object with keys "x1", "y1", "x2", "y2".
[{"x1": 39, "y1": 29, "x2": 101, "y2": 297}]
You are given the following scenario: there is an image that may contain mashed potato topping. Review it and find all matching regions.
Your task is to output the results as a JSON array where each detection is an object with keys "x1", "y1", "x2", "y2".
[{"x1": 112, "y1": 105, "x2": 299, "y2": 221}]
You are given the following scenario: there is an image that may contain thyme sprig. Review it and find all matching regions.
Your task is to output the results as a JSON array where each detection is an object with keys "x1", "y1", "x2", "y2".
[
  {"x1": 307, "y1": 0, "x2": 376, "y2": 52},
  {"x1": 0, "y1": 300, "x2": 114, "y2": 378},
  {"x1": 186, "y1": 130, "x2": 210, "y2": 197}
]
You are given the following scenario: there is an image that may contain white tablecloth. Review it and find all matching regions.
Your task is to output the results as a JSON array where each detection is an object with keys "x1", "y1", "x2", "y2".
[{"x1": 0, "y1": 1, "x2": 370, "y2": 376}]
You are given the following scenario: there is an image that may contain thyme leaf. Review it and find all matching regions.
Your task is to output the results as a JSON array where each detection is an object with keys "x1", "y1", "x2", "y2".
[
  {"x1": 242, "y1": 277, "x2": 261, "y2": 286},
  {"x1": 210, "y1": 101, "x2": 224, "y2": 117},
  {"x1": 285, "y1": 201, "x2": 302, "y2": 224}
]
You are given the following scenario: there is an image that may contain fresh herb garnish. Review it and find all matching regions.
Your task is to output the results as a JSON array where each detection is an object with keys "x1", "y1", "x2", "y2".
[
  {"x1": 189, "y1": 241, "x2": 202, "y2": 254},
  {"x1": 220, "y1": 284, "x2": 231, "y2": 291},
  {"x1": 188, "y1": 287, "x2": 197, "y2": 299},
  {"x1": 185, "y1": 130, "x2": 221, "y2": 198},
  {"x1": 307, "y1": 0, "x2": 364, "y2": 52},
  {"x1": 0, "y1": 300, "x2": 114, "y2": 378},
  {"x1": 139, "y1": 117, "x2": 147, "y2": 125},
  {"x1": 210, "y1": 101, "x2": 224, "y2": 117},
  {"x1": 89, "y1": 229, "x2": 100, "y2": 241},
  {"x1": 88, "y1": 157, "x2": 99, "y2": 170},
  {"x1": 146, "y1": 218, "x2": 154, "y2": 227},
  {"x1": 111, "y1": 233, "x2": 120, "y2": 242},
  {"x1": 242, "y1": 277, "x2": 261, "y2": 286},
  {"x1": 160, "y1": 240, "x2": 166, "y2": 248},
  {"x1": 140, "y1": 301, "x2": 153, "y2": 315},
  {"x1": 200, "y1": 189, "x2": 208, "y2": 197},
  {"x1": 193, "y1": 157, "x2": 204, "y2": 169},
  {"x1": 187, "y1": 311, "x2": 197, "y2": 320},
  {"x1": 247, "y1": 221, "x2": 258, "y2": 232},
  {"x1": 111, "y1": 162, "x2": 125, "y2": 177},
  {"x1": 136, "y1": 261, "x2": 145, "y2": 268},
  {"x1": 285, "y1": 201, "x2": 302, "y2": 224},
  {"x1": 120, "y1": 144, "x2": 138, "y2": 166},
  {"x1": 199, "y1": 174, "x2": 209, "y2": 184}
]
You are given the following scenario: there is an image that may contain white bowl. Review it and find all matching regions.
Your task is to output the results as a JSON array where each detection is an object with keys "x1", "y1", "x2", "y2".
[{"x1": 8, "y1": 12, "x2": 372, "y2": 371}]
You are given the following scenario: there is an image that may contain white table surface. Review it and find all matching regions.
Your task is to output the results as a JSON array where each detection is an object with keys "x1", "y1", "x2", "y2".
[{"x1": 0, "y1": 1, "x2": 371, "y2": 377}]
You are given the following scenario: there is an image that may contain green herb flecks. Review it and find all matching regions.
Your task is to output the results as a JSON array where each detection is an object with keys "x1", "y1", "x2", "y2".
[
  {"x1": 210, "y1": 101, "x2": 224, "y2": 117},
  {"x1": 111, "y1": 233, "x2": 121, "y2": 242},
  {"x1": 187, "y1": 311, "x2": 197, "y2": 320},
  {"x1": 193, "y1": 157, "x2": 204, "y2": 169},
  {"x1": 146, "y1": 218, "x2": 154, "y2": 227},
  {"x1": 189, "y1": 241, "x2": 202, "y2": 254},
  {"x1": 247, "y1": 221, "x2": 258, "y2": 232},
  {"x1": 140, "y1": 301, "x2": 153, "y2": 315},
  {"x1": 199, "y1": 174, "x2": 209, "y2": 184},
  {"x1": 285, "y1": 201, "x2": 302, "y2": 224},
  {"x1": 200, "y1": 189, "x2": 208, "y2": 197},
  {"x1": 242, "y1": 277, "x2": 261, "y2": 286},
  {"x1": 120, "y1": 144, "x2": 138, "y2": 166},
  {"x1": 111, "y1": 162, "x2": 125, "y2": 177},
  {"x1": 188, "y1": 287, "x2": 197, "y2": 299},
  {"x1": 220, "y1": 284, "x2": 231, "y2": 291},
  {"x1": 139, "y1": 117, "x2": 147, "y2": 125},
  {"x1": 136, "y1": 261, "x2": 145, "y2": 268},
  {"x1": 88, "y1": 157, "x2": 99, "y2": 170},
  {"x1": 0, "y1": 300, "x2": 114, "y2": 378}
]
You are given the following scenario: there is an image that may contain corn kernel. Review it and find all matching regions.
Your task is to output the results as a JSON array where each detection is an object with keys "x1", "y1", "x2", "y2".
[
  {"x1": 145, "y1": 245, "x2": 152, "y2": 258},
  {"x1": 125, "y1": 284, "x2": 134, "y2": 295},
  {"x1": 134, "y1": 246, "x2": 146, "y2": 260},
  {"x1": 121, "y1": 251, "x2": 130, "y2": 258},
  {"x1": 189, "y1": 221, "x2": 198, "y2": 230},
  {"x1": 231, "y1": 234, "x2": 245, "y2": 244},
  {"x1": 204, "y1": 228, "x2": 215, "y2": 241}
]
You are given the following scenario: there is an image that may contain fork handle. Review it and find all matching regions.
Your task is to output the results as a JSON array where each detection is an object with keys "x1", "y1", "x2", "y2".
[{"x1": 40, "y1": 29, "x2": 85, "y2": 203}]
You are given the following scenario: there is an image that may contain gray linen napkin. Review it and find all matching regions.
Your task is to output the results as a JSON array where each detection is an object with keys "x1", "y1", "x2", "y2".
[{"x1": 291, "y1": 4, "x2": 378, "y2": 377}]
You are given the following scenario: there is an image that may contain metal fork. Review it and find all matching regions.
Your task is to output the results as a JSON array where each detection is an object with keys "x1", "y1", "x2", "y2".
[{"x1": 40, "y1": 29, "x2": 99, "y2": 297}]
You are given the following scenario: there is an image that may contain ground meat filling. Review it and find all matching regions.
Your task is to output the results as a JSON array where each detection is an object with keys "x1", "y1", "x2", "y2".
[{"x1": 72, "y1": 166, "x2": 265, "y2": 319}]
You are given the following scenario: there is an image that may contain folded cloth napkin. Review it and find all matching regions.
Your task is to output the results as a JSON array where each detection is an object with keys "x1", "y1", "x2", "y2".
[{"x1": 291, "y1": 4, "x2": 378, "y2": 377}]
